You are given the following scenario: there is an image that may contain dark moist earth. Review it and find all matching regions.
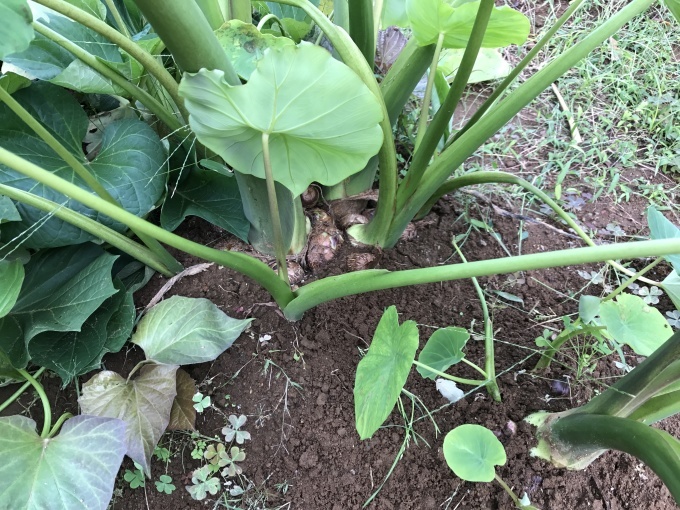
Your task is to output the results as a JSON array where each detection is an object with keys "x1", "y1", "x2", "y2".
[
  {"x1": 2, "y1": 181, "x2": 678, "y2": 510},
  {"x1": 119, "y1": 184, "x2": 678, "y2": 510}
]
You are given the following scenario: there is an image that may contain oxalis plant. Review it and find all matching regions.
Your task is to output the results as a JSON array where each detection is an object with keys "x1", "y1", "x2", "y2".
[{"x1": 0, "y1": 0, "x2": 680, "y2": 507}]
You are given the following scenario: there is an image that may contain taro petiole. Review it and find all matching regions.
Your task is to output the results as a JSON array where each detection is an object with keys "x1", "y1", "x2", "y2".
[{"x1": 528, "y1": 330, "x2": 680, "y2": 504}]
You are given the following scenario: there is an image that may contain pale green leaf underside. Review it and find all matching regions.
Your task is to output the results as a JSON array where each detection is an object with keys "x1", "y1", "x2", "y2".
[
  {"x1": 406, "y1": 0, "x2": 530, "y2": 49},
  {"x1": 79, "y1": 363, "x2": 178, "y2": 476},
  {"x1": 0, "y1": 260, "x2": 24, "y2": 319},
  {"x1": 382, "y1": 0, "x2": 409, "y2": 27},
  {"x1": 647, "y1": 206, "x2": 680, "y2": 272},
  {"x1": 417, "y1": 327, "x2": 469, "y2": 379},
  {"x1": 354, "y1": 306, "x2": 419, "y2": 440},
  {"x1": 599, "y1": 293, "x2": 673, "y2": 356},
  {"x1": 443, "y1": 424, "x2": 506, "y2": 482},
  {"x1": 438, "y1": 47, "x2": 512, "y2": 84},
  {"x1": 179, "y1": 42, "x2": 383, "y2": 196},
  {"x1": 215, "y1": 20, "x2": 295, "y2": 80},
  {"x1": 0, "y1": 0, "x2": 33, "y2": 60},
  {"x1": 0, "y1": 415, "x2": 126, "y2": 510},
  {"x1": 132, "y1": 296, "x2": 252, "y2": 365}
]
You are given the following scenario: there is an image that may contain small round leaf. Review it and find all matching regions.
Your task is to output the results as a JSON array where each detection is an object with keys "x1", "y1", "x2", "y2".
[{"x1": 443, "y1": 424, "x2": 506, "y2": 482}]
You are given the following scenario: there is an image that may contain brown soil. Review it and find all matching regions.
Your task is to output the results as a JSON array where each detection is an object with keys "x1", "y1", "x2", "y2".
[{"x1": 109, "y1": 183, "x2": 675, "y2": 510}]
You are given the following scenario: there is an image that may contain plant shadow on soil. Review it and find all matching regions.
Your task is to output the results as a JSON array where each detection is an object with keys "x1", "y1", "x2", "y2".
[{"x1": 5, "y1": 184, "x2": 677, "y2": 510}]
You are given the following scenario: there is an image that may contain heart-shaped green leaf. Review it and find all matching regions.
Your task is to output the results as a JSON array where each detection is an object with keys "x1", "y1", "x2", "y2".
[
  {"x1": 0, "y1": 244, "x2": 117, "y2": 368},
  {"x1": 179, "y1": 42, "x2": 383, "y2": 196},
  {"x1": 0, "y1": 259, "x2": 24, "y2": 319},
  {"x1": 406, "y1": 0, "x2": 530, "y2": 49},
  {"x1": 168, "y1": 368, "x2": 197, "y2": 431},
  {"x1": 28, "y1": 280, "x2": 134, "y2": 385},
  {"x1": 215, "y1": 20, "x2": 295, "y2": 80},
  {"x1": 647, "y1": 206, "x2": 680, "y2": 272},
  {"x1": 5, "y1": 8, "x2": 129, "y2": 94},
  {"x1": 417, "y1": 327, "x2": 469, "y2": 379},
  {"x1": 160, "y1": 166, "x2": 249, "y2": 241},
  {"x1": 265, "y1": 1, "x2": 320, "y2": 21},
  {"x1": 354, "y1": 306, "x2": 419, "y2": 439},
  {"x1": 0, "y1": 0, "x2": 33, "y2": 60},
  {"x1": 132, "y1": 296, "x2": 252, "y2": 365},
  {"x1": 0, "y1": 415, "x2": 127, "y2": 510},
  {"x1": 438, "y1": 47, "x2": 512, "y2": 83},
  {"x1": 443, "y1": 424, "x2": 506, "y2": 482},
  {"x1": 600, "y1": 293, "x2": 673, "y2": 356},
  {"x1": 662, "y1": 271, "x2": 680, "y2": 310},
  {"x1": 382, "y1": 0, "x2": 409, "y2": 27},
  {"x1": 79, "y1": 363, "x2": 178, "y2": 476},
  {"x1": 0, "y1": 82, "x2": 167, "y2": 248}
]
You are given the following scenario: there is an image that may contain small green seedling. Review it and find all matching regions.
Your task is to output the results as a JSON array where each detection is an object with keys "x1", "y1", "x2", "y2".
[
  {"x1": 443, "y1": 424, "x2": 539, "y2": 509},
  {"x1": 191, "y1": 438, "x2": 207, "y2": 460},
  {"x1": 154, "y1": 446, "x2": 171, "y2": 462},
  {"x1": 123, "y1": 462, "x2": 145, "y2": 489},
  {"x1": 186, "y1": 465, "x2": 221, "y2": 501},
  {"x1": 154, "y1": 474, "x2": 176, "y2": 494},
  {"x1": 193, "y1": 392, "x2": 212, "y2": 412},
  {"x1": 222, "y1": 414, "x2": 252, "y2": 444},
  {"x1": 221, "y1": 446, "x2": 246, "y2": 478}
]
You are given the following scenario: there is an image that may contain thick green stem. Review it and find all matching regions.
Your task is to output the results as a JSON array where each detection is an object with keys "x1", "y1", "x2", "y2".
[
  {"x1": 32, "y1": 22, "x2": 185, "y2": 134},
  {"x1": 412, "y1": 360, "x2": 485, "y2": 387},
  {"x1": 348, "y1": 0, "x2": 374, "y2": 66},
  {"x1": 17, "y1": 369, "x2": 51, "y2": 438},
  {"x1": 283, "y1": 238, "x2": 680, "y2": 319},
  {"x1": 270, "y1": 0, "x2": 398, "y2": 245},
  {"x1": 0, "y1": 148, "x2": 294, "y2": 307},
  {"x1": 414, "y1": 32, "x2": 445, "y2": 151},
  {"x1": 104, "y1": 0, "x2": 131, "y2": 37},
  {"x1": 373, "y1": 0, "x2": 383, "y2": 40},
  {"x1": 447, "y1": 0, "x2": 587, "y2": 148},
  {"x1": 33, "y1": 0, "x2": 189, "y2": 122},
  {"x1": 196, "y1": 0, "x2": 226, "y2": 28},
  {"x1": 628, "y1": 390, "x2": 680, "y2": 425},
  {"x1": 0, "y1": 367, "x2": 46, "y2": 415},
  {"x1": 548, "y1": 414, "x2": 680, "y2": 503},
  {"x1": 48, "y1": 413, "x2": 73, "y2": 438},
  {"x1": 400, "y1": 0, "x2": 493, "y2": 209},
  {"x1": 0, "y1": 86, "x2": 182, "y2": 274},
  {"x1": 0, "y1": 184, "x2": 175, "y2": 275},
  {"x1": 453, "y1": 241, "x2": 500, "y2": 401},
  {"x1": 262, "y1": 133, "x2": 290, "y2": 286},
  {"x1": 225, "y1": 0, "x2": 252, "y2": 23},
  {"x1": 417, "y1": 171, "x2": 660, "y2": 285},
  {"x1": 384, "y1": 0, "x2": 656, "y2": 248},
  {"x1": 132, "y1": 0, "x2": 240, "y2": 82},
  {"x1": 333, "y1": 0, "x2": 349, "y2": 32}
]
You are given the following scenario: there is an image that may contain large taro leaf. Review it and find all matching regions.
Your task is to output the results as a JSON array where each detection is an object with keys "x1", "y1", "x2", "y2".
[
  {"x1": 0, "y1": 195, "x2": 21, "y2": 224},
  {"x1": 0, "y1": 82, "x2": 166, "y2": 248},
  {"x1": 417, "y1": 327, "x2": 469, "y2": 379},
  {"x1": 0, "y1": 259, "x2": 24, "y2": 319},
  {"x1": 648, "y1": 206, "x2": 680, "y2": 272},
  {"x1": 160, "y1": 167, "x2": 249, "y2": 241},
  {"x1": 443, "y1": 424, "x2": 506, "y2": 482},
  {"x1": 438, "y1": 47, "x2": 512, "y2": 84},
  {"x1": 662, "y1": 271, "x2": 680, "y2": 310},
  {"x1": 28, "y1": 280, "x2": 135, "y2": 385},
  {"x1": 168, "y1": 368, "x2": 197, "y2": 431},
  {"x1": 4, "y1": 7, "x2": 130, "y2": 94},
  {"x1": 599, "y1": 293, "x2": 673, "y2": 356},
  {"x1": 265, "y1": 0, "x2": 321, "y2": 21},
  {"x1": 0, "y1": 244, "x2": 117, "y2": 369},
  {"x1": 382, "y1": 0, "x2": 409, "y2": 27},
  {"x1": 179, "y1": 42, "x2": 384, "y2": 197},
  {"x1": 215, "y1": 21, "x2": 295, "y2": 80},
  {"x1": 132, "y1": 296, "x2": 252, "y2": 365},
  {"x1": 354, "y1": 306, "x2": 419, "y2": 440},
  {"x1": 0, "y1": 0, "x2": 33, "y2": 60},
  {"x1": 406, "y1": 0, "x2": 530, "y2": 49},
  {"x1": 79, "y1": 363, "x2": 178, "y2": 476},
  {"x1": 0, "y1": 415, "x2": 127, "y2": 510}
]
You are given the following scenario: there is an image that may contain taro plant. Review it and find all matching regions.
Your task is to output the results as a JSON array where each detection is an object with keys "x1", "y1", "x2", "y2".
[{"x1": 444, "y1": 424, "x2": 539, "y2": 509}]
